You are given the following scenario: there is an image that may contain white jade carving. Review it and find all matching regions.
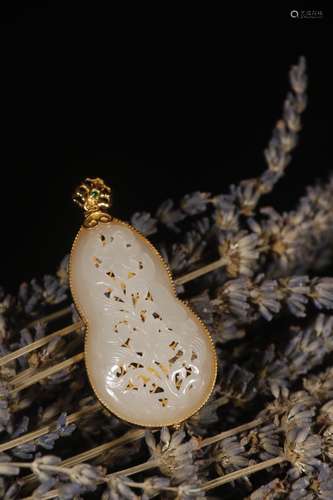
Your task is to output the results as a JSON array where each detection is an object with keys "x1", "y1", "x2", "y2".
[{"x1": 70, "y1": 220, "x2": 217, "y2": 427}]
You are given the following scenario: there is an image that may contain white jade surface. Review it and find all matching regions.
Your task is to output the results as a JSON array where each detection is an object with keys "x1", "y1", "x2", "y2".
[{"x1": 70, "y1": 220, "x2": 216, "y2": 426}]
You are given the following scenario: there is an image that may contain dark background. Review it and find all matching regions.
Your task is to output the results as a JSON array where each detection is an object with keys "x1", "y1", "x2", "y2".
[{"x1": 0, "y1": 3, "x2": 332, "y2": 293}]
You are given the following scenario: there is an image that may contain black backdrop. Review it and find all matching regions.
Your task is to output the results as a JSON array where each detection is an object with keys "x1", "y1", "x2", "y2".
[{"x1": 0, "y1": 3, "x2": 332, "y2": 292}]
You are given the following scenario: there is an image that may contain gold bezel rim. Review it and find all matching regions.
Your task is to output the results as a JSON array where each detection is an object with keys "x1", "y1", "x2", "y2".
[{"x1": 69, "y1": 217, "x2": 217, "y2": 428}]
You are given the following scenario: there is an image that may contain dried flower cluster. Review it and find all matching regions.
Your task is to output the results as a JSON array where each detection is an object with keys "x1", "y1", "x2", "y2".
[{"x1": 1, "y1": 56, "x2": 333, "y2": 499}]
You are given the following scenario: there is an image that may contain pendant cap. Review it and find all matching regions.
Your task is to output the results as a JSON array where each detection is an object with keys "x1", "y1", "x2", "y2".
[{"x1": 73, "y1": 177, "x2": 112, "y2": 228}]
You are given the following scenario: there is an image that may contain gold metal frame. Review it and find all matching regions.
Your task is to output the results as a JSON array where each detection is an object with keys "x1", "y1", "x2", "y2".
[{"x1": 69, "y1": 178, "x2": 217, "y2": 428}]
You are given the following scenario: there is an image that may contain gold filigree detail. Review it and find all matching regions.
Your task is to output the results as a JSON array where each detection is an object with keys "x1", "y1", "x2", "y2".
[{"x1": 73, "y1": 177, "x2": 112, "y2": 228}]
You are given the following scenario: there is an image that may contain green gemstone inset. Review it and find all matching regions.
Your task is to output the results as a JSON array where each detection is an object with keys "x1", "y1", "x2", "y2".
[{"x1": 90, "y1": 189, "x2": 100, "y2": 199}]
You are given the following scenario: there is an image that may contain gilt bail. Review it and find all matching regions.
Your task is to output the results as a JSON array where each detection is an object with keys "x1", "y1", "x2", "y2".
[{"x1": 73, "y1": 177, "x2": 112, "y2": 228}]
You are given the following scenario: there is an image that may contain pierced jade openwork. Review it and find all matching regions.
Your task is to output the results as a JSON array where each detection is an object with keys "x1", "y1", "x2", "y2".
[{"x1": 69, "y1": 178, "x2": 217, "y2": 427}]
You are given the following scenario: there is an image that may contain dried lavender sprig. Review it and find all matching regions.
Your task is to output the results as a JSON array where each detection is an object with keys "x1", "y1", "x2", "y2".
[
  {"x1": 254, "y1": 176, "x2": 333, "y2": 277},
  {"x1": 26, "y1": 306, "x2": 72, "y2": 328},
  {"x1": 15, "y1": 418, "x2": 266, "y2": 491},
  {"x1": 1, "y1": 420, "x2": 264, "y2": 497},
  {"x1": 304, "y1": 367, "x2": 333, "y2": 401},
  {"x1": 40, "y1": 170, "x2": 333, "y2": 336},
  {"x1": 17, "y1": 428, "x2": 151, "y2": 491},
  {"x1": 0, "y1": 374, "x2": 256, "y2": 455},
  {"x1": 8, "y1": 248, "x2": 331, "y2": 376},
  {"x1": 0, "y1": 322, "x2": 81, "y2": 368},
  {"x1": 189, "y1": 371, "x2": 332, "y2": 494},
  {"x1": 192, "y1": 456, "x2": 287, "y2": 492},
  {"x1": 21, "y1": 467, "x2": 174, "y2": 500},
  {"x1": 13, "y1": 61, "x2": 306, "y2": 321},
  {"x1": 249, "y1": 463, "x2": 333, "y2": 500},
  {"x1": 0, "y1": 455, "x2": 105, "y2": 498},
  {"x1": 20, "y1": 458, "x2": 332, "y2": 500},
  {"x1": 158, "y1": 216, "x2": 212, "y2": 269},
  {"x1": 9, "y1": 364, "x2": 333, "y2": 497},
  {"x1": 174, "y1": 173, "x2": 333, "y2": 305},
  {"x1": 214, "y1": 57, "x2": 307, "y2": 228},
  {"x1": 18, "y1": 166, "x2": 333, "y2": 333},
  {"x1": 211, "y1": 361, "x2": 256, "y2": 407},
  {"x1": 211, "y1": 314, "x2": 333, "y2": 407},
  {"x1": 4, "y1": 266, "x2": 332, "y2": 381},
  {"x1": 1, "y1": 310, "x2": 332, "y2": 485},
  {"x1": 16, "y1": 270, "x2": 69, "y2": 319},
  {"x1": 248, "y1": 415, "x2": 333, "y2": 498},
  {"x1": 10, "y1": 270, "x2": 333, "y2": 393},
  {"x1": 216, "y1": 174, "x2": 333, "y2": 280},
  {"x1": 131, "y1": 191, "x2": 212, "y2": 236},
  {"x1": 0, "y1": 62, "x2": 330, "y2": 500},
  {"x1": 245, "y1": 373, "x2": 333, "y2": 498},
  {"x1": 0, "y1": 404, "x2": 99, "y2": 454},
  {"x1": 1, "y1": 168, "x2": 333, "y2": 364},
  {"x1": 0, "y1": 257, "x2": 226, "y2": 371},
  {"x1": 9, "y1": 412, "x2": 322, "y2": 497},
  {"x1": 211, "y1": 275, "x2": 333, "y2": 344},
  {"x1": 8, "y1": 353, "x2": 84, "y2": 394},
  {"x1": 127, "y1": 59, "x2": 308, "y2": 242},
  {"x1": 258, "y1": 314, "x2": 333, "y2": 398},
  {"x1": 215, "y1": 276, "x2": 333, "y2": 323},
  {"x1": 2, "y1": 311, "x2": 331, "y2": 460}
]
